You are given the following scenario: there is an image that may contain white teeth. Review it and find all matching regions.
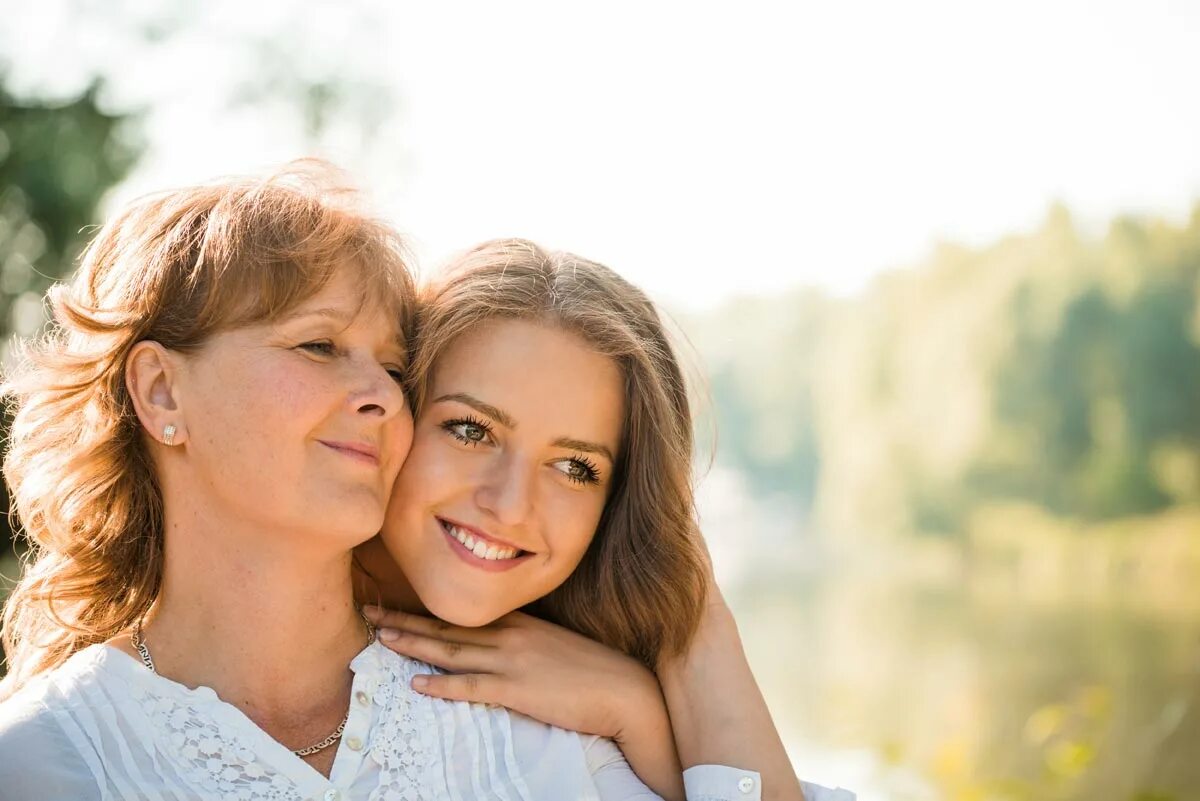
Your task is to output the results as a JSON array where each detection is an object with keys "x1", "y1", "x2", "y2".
[{"x1": 446, "y1": 522, "x2": 520, "y2": 561}]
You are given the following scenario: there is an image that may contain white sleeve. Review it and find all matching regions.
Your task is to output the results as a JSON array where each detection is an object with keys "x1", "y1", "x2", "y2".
[
  {"x1": 799, "y1": 780, "x2": 857, "y2": 801},
  {"x1": 682, "y1": 764, "x2": 856, "y2": 801},
  {"x1": 584, "y1": 734, "x2": 665, "y2": 800},
  {"x1": 0, "y1": 698, "x2": 105, "y2": 801},
  {"x1": 583, "y1": 736, "x2": 856, "y2": 801}
]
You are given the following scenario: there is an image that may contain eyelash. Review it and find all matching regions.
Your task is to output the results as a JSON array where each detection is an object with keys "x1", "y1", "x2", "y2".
[
  {"x1": 298, "y1": 340, "x2": 336, "y2": 356},
  {"x1": 297, "y1": 340, "x2": 405, "y2": 383},
  {"x1": 564, "y1": 455, "x2": 601, "y2": 486},
  {"x1": 441, "y1": 415, "x2": 493, "y2": 447},
  {"x1": 440, "y1": 416, "x2": 602, "y2": 486}
]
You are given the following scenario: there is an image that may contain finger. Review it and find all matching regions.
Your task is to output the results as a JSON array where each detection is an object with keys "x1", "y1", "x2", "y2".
[
  {"x1": 411, "y1": 672, "x2": 509, "y2": 707},
  {"x1": 364, "y1": 606, "x2": 497, "y2": 646},
  {"x1": 377, "y1": 627, "x2": 501, "y2": 672}
]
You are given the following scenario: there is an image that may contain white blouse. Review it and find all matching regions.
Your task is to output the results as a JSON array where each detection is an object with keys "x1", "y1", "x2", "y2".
[{"x1": 0, "y1": 641, "x2": 853, "y2": 801}]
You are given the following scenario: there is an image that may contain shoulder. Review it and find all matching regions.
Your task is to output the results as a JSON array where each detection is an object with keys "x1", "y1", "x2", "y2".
[
  {"x1": 365, "y1": 644, "x2": 629, "y2": 795},
  {"x1": 0, "y1": 644, "x2": 123, "y2": 719},
  {"x1": 0, "y1": 681, "x2": 75, "y2": 756},
  {"x1": 0, "y1": 650, "x2": 111, "y2": 800}
]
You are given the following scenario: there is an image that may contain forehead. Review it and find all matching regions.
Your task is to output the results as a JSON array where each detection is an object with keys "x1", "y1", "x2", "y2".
[
  {"x1": 432, "y1": 319, "x2": 624, "y2": 447},
  {"x1": 278, "y1": 265, "x2": 405, "y2": 338}
]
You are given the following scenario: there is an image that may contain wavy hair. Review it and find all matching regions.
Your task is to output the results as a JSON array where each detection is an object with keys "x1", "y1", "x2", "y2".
[
  {"x1": 407, "y1": 239, "x2": 708, "y2": 667},
  {"x1": 1, "y1": 161, "x2": 415, "y2": 694}
]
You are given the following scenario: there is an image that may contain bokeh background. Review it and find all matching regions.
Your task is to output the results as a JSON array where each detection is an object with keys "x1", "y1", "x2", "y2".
[{"x1": 2, "y1": 2, "x2": 1199, "y2": 799}]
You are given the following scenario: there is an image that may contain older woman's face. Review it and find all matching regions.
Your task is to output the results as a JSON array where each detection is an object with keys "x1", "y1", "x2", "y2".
[
  {"x1": 175, "y1": 266, "x2": 413, "y2": 551},
  {"x1": 380, "y1": 318, "x2": 624, "y2": 626}
]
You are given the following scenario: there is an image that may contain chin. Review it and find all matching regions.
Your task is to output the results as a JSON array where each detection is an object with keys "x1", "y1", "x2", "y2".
[
  {"x1": 421, "y1": 591, "x2": 510, "y2": 628},
  {"x1": 334, "y1": 514, "x2": 389, "y2": 545}
]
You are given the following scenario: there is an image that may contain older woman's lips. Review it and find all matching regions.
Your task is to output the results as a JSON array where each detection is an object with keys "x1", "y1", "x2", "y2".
[{"x1": 318, "y1": 440, "x2": 380, "y2": 466}]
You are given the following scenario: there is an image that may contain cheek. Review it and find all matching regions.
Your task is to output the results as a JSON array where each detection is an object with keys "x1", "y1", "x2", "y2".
[
  {"x1": 390, "y1": 408, "x2": 416, "y2": 468},
  {"x1": 388, "y1": 434, "x2": 466, "y2": 530},
  {"x1": 207, "y1": 358, "x2": 322, "y2": 433},
  {"x1": 545, "y1": 491, "x2": 607, "y2": 566},
  {"x1": 192, "y1": 360, "x2": 332, "y2": 486}
]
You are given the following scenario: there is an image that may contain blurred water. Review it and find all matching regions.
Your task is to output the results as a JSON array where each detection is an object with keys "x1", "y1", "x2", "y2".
[{"x1": 705, "y1": 474, "x2": 1200, "y2": 801}]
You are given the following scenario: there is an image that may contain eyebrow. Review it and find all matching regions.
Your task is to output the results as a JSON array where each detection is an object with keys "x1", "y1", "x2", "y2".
[
  {"x1": 283, "y1": 306, "x2": 406, "y2": 348},
  {"x1": 284, "y1": 307, "x2": 355, "y2": 324},
  {"x1": 552, "y1": 436, "x2": 615, "y2": 463},
  {"x1": 434, "y1": 392, "x2": 615, "y2": 462}
]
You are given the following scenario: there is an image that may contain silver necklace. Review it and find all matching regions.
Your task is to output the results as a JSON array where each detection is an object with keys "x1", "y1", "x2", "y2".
[{"x1": 131, "y1": 613, "x2": 375, "y2": 759}]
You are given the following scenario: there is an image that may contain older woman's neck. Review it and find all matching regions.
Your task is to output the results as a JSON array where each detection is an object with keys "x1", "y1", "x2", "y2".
[{"x1": 137, "y1": 510, "x2": 370, "y2": 722}]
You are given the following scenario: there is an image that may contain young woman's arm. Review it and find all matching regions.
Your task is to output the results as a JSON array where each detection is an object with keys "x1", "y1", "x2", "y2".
[{"x1": 655, "y1": 585, "x2": 808, "y2": 801}]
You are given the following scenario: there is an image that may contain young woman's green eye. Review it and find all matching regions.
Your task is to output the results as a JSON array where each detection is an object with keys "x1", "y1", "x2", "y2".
[
  {"x1": 558, "y1": 456, "x2": 600, "y2": 485},
  {"x1": 441, "y1": 417, "x2": 492, "y2": 445}
]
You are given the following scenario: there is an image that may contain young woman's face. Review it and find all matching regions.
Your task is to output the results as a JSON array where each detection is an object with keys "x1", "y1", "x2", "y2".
[
  {"x1": 380, "y1": 318, "x2": 624, "y2": 626},
  {"x1": 175, "y1": 266, "x2": 413, "y2": 551}
]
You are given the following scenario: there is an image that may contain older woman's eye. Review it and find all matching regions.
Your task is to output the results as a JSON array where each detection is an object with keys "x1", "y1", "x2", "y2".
[
  {"x1": 384, "y1": 366, "x2": 405, "y2": 384},
  {"x1": 441, "y1": 416, "x2": 492, "y2": 446},
  {"x1": 298, "y1": 340, "x2": 336, "y2": 356}
]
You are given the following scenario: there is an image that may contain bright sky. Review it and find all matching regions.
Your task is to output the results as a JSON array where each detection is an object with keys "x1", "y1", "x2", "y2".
[{"x1": 5, "y1": 0, "x2": 1200, "y2": 308}]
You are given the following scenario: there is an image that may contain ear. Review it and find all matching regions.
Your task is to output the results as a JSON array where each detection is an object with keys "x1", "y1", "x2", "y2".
[{"x1": 126, "y1": 341, "x2": 189, "y2": 448}]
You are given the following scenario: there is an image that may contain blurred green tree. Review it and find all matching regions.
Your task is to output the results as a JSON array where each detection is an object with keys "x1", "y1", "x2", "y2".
[
  {"x1": 0, "y1": 78, "x2": 141, "y2": 553},
  {"x1": 692, "y1": 203, "x2": 1200, "y2": 542}
]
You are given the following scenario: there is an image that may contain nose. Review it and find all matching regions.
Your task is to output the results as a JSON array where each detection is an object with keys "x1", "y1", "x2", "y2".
[
  {"x1": 347, "y1": 356, "x2": 407, "y2": 421},
  {"x1": 475, "y1": 450, "x2": 535, "y2": 527}
]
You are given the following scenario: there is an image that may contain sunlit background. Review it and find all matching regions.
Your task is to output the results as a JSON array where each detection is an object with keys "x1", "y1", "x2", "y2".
[{"x1": 2, "y1": 1, "x2": 1200, "y2": 799}]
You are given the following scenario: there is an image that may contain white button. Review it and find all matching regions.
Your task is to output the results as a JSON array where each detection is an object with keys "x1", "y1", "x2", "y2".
[
  {"x1": 346, "y1": 735, "x2": 363, "y2": 751},
  {"x1": 355, "y1": 691, "x2": 370, "y2": 706},
  {"x1": 738, "y1": 776, "x2": 756, "y2": 794},
  {"x1": 324, "y1": 791, "x2": 341, "y2": 801}
]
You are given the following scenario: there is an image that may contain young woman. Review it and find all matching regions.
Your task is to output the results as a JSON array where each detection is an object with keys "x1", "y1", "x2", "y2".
[
  {"x1": 353, "y1": 239, "x2": 851, "y2": 801},
  {"x1": 0, "y1": 167, "x2": 693, "y2": 799}
]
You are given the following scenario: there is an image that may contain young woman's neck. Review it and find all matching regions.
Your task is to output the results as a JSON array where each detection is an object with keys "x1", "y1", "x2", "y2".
[{"x1": 133, "y1": 506, "x2": 371, "y2": 726}]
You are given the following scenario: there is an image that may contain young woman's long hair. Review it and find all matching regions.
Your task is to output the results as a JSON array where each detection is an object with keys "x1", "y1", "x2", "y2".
[
  {"x1": 407, "y1": 239, "x2": 708, "y2": 668},
  {"x1": 1, "y1": 162, "x2": 414, "y2": 695}
]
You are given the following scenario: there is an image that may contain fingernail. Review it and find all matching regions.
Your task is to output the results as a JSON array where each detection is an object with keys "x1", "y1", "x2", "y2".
[
  {"x1": 412, "y1": 675, "x2": 429, "y2": 689},
  {"x1": 378, "y1": 628, "x2": 399, "y2": 642},
  {"x1": 362, "y1": 605, "x2": 381, "y2": 620}
]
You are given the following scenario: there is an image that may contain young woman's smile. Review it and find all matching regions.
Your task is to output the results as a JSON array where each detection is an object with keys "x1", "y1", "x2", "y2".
[{"x1": 381, "y1": 317, "x2": 624, "y2": 625}]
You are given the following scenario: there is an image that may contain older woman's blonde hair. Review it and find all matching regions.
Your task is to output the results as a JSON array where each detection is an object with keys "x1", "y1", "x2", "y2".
[
  {"x1": 408, "y1": 239, "x2": 708, "y2": 668},
  {"x1": 1, "y1": 161, "x2": 415, "y2": 694}
]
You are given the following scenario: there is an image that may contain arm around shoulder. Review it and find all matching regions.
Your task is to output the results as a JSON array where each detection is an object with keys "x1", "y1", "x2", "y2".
[{"x1": 658, "y1": 588, "x2": 855, "y2": 801}]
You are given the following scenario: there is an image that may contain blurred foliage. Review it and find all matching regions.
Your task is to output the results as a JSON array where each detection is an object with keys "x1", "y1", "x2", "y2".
[
  {"x1": 0, "y1": 81, "x2": 138, "y2": 334},
  {"x1": 0, "y1": 78, "x2": 140, "y2": 554},
  {"x1": 691, "y1": 203, "x2": 1200, "y2": 545},
  {"x1": 693, "y1": 205, "x2": 1200, "y2": 801}
]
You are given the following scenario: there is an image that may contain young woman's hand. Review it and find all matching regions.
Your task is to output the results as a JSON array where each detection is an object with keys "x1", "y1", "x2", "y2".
[{"x1": 363, "y1": 606, "x2": 684, "y2": 801}]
